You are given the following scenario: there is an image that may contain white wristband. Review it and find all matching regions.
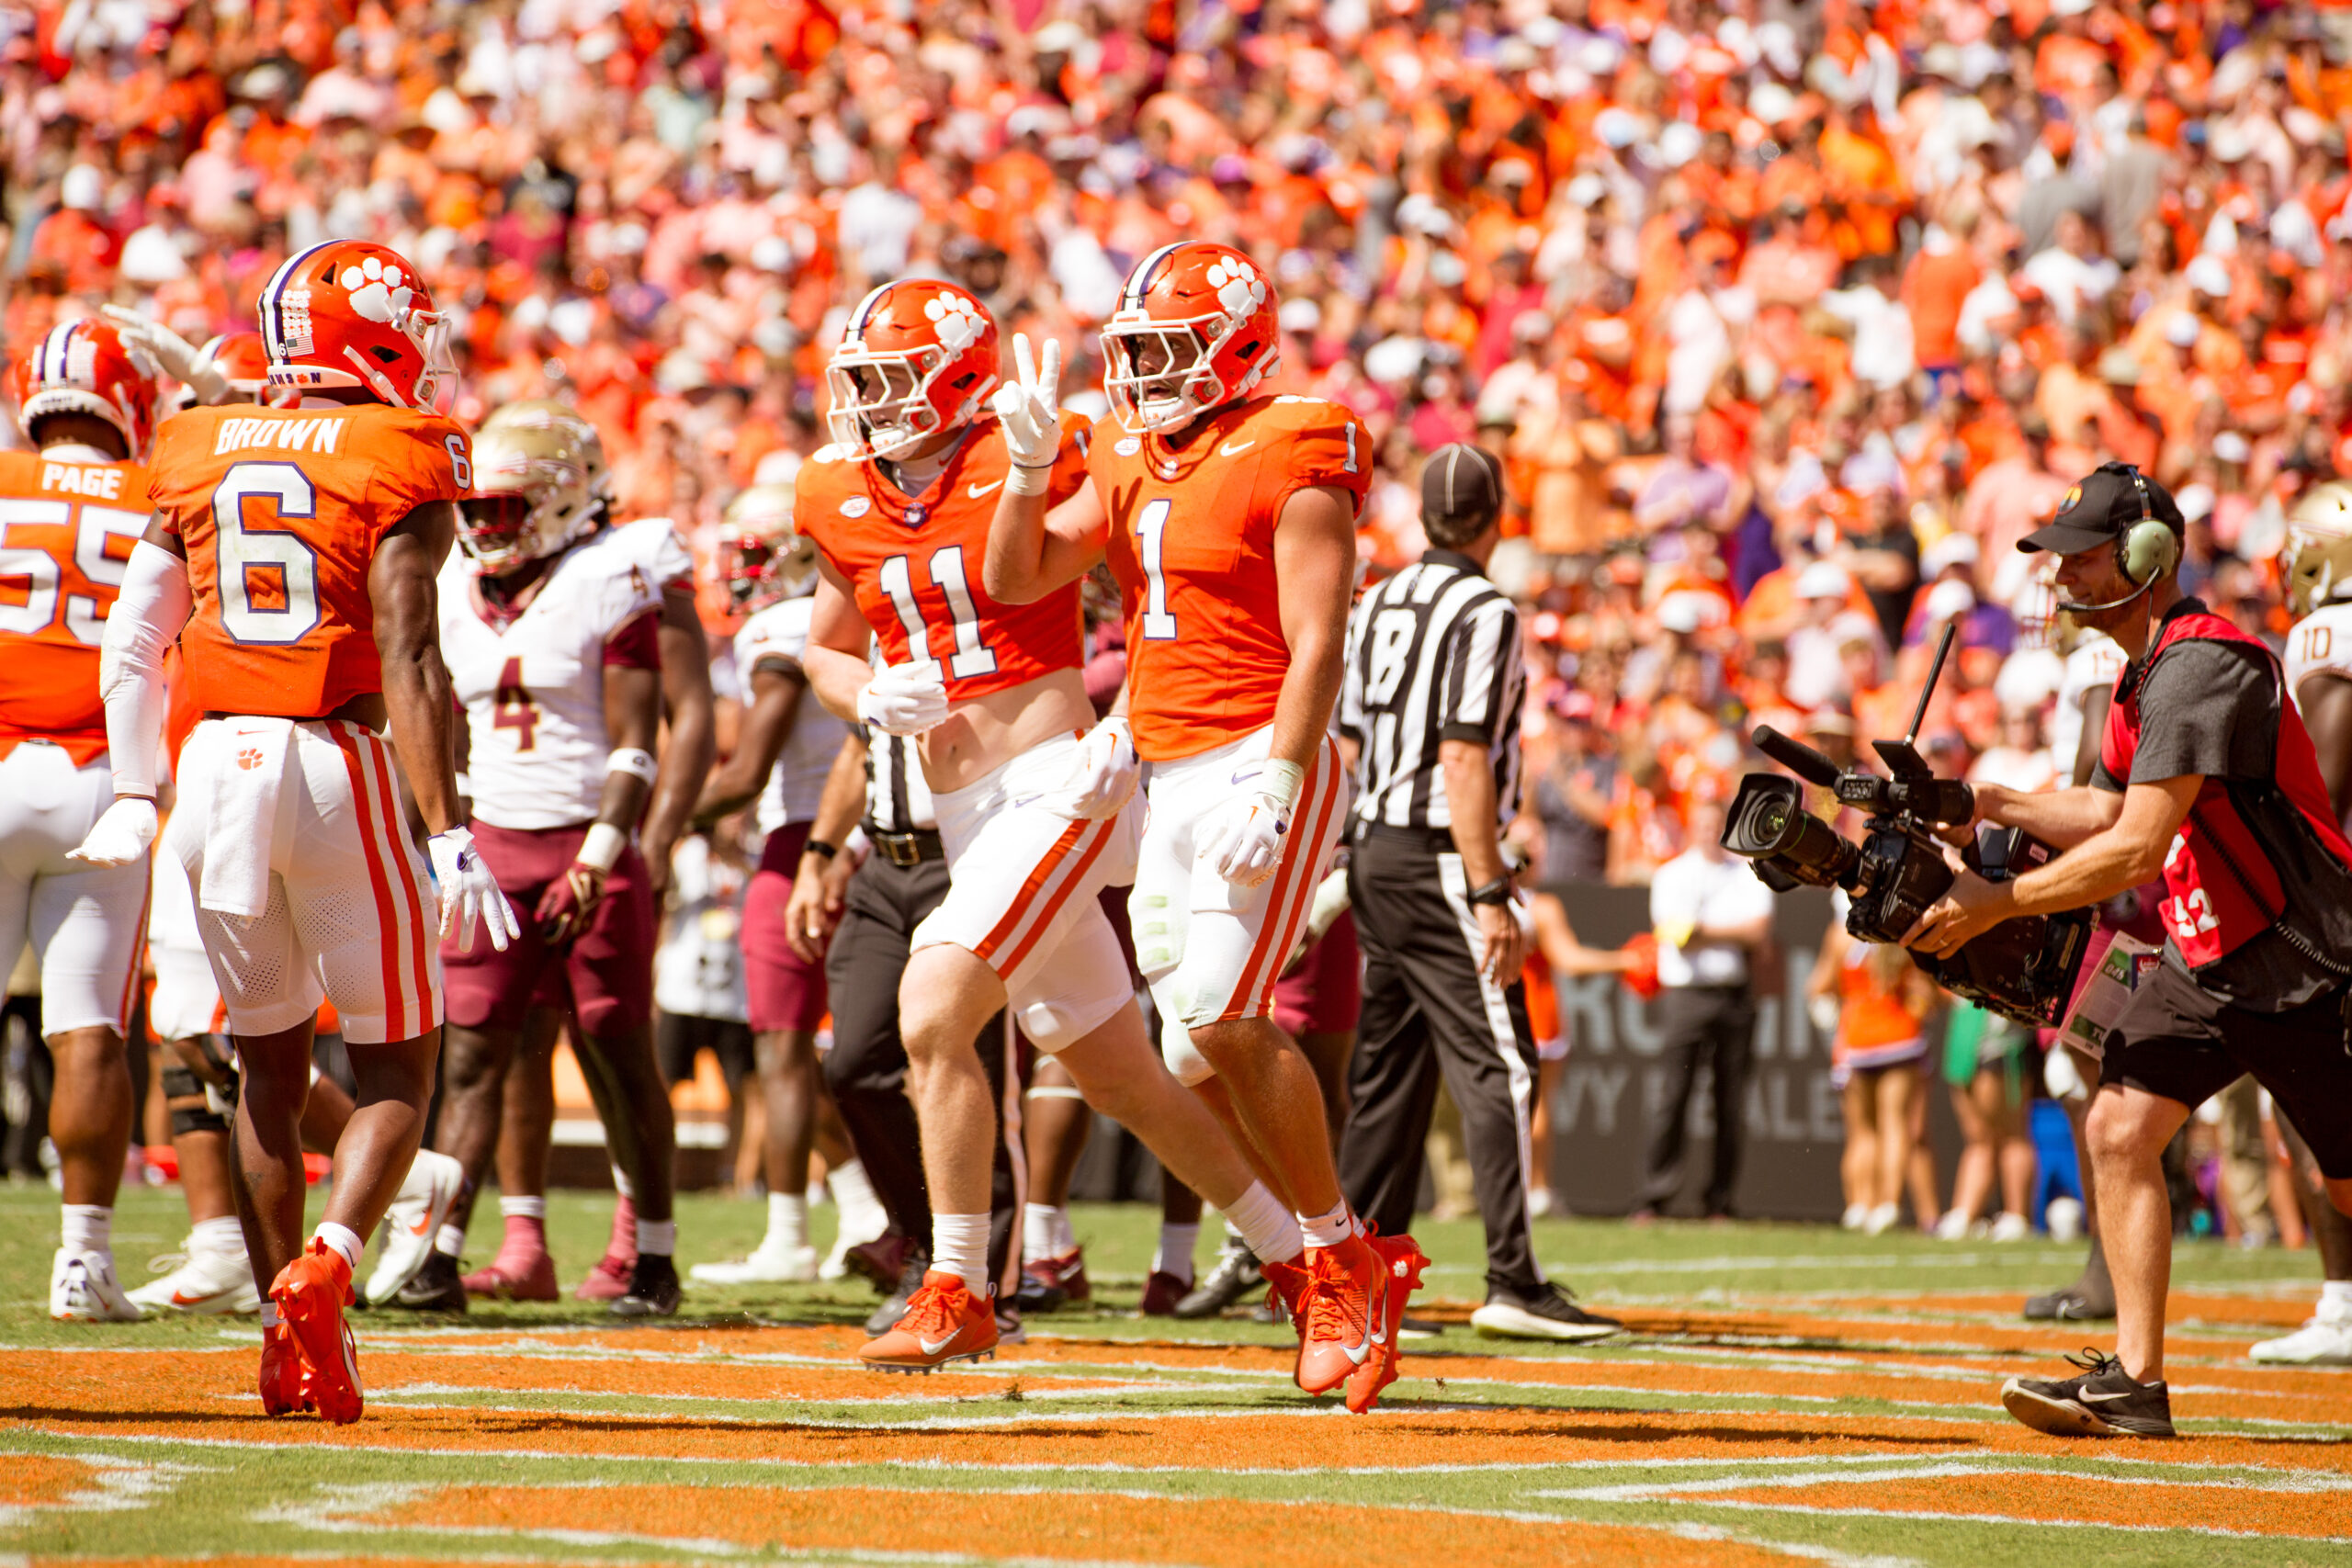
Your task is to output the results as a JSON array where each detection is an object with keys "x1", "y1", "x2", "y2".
[
  {"x1": 577, "y1": 821, "x2": 627, "y2": 873},
  {"x1": 607, "y1": 747, "x2": 660, "y2": 784},
  {"x1": 1006, "y1": 462, "x2": 1051, "y2": 497}
]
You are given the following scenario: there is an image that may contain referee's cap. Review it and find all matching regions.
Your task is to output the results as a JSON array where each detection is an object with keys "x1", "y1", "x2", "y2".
[{"x1": 1420, "y1": 442, "x2": 1505, "y2": 523}]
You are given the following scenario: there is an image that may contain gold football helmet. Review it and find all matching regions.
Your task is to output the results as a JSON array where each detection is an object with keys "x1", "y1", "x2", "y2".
[
  {"x1": 2286, "y1": 480, "x2": 2352, "y2": 619},
  {"x1": 481, "y1": 398, "x2": 612, "y2": 502},
  {"x1": 458, "y1": 421, "x2": 600, "y2": 573},
  {"x1": 718, "y1": 482, "x2": 818, "y2": 610}
]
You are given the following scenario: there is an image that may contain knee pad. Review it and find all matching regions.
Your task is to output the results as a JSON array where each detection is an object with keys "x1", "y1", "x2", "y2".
[{"x1": 161, "y1": 1064, "x2": 233, "y2": 1136}]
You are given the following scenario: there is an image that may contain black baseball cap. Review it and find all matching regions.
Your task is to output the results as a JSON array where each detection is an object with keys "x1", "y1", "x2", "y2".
[
  {"x1": 1421, "y1": 443, "x2": 1504, "y2": 521},
  {"x1": 2018, "y1": 463, "x2": 2185, "y2": 555}
]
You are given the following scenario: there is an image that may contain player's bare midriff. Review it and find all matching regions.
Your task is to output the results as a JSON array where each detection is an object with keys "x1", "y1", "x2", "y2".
[
  {"x1": 205, "y1": 692, "x2": 385, "y2": 729},
  {"x1": 917, "y1": 664, "x2": 1094, "y2": 794}
]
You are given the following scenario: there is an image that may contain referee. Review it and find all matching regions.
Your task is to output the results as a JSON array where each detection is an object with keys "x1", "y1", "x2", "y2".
[{"x1": 1334, "y1": 445, "x2": 1622, "y2": 1343}]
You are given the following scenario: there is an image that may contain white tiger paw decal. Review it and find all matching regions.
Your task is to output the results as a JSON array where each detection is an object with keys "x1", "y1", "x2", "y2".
[
  {"x1": 924, "y1": 291, "x2": 988, "y2": 351},
  {"x1": 1204, "y1": 256, "x2": 1265, "y2": 321},
  {"x1": 338, "y1": 254, "x2": 414, "y2": 326}
]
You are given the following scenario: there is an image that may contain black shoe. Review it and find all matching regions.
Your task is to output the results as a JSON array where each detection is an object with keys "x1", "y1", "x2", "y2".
[
  {"x1": 1173, "y1": 1240, "x2": 1261, "y2": 1319},
  {"x1": 2000, "y1": 1348, "x2": 2174, "y2": 1437},
  {"x1": 2022, "y1": 1285, "x2": 2116, "y2": 1322},
  {"x1": 1470, "y1": 1283, "x2": 1625, "y2": 1342},
  {"x1": 865, "y1": 1251, "x2": 931, "y2": 1336},
  {"x1": 1012, "y1": 1271, "x2": 1068, "y2": 1314},
  {"x1": 392, "y1": 1251, "x2": 468, "y2": 1313},
  {"x1": 610, "y1": 1254, "x2": 682, "y2": 1318}
]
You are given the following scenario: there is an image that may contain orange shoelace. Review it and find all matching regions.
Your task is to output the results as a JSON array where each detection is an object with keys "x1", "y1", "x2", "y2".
[
  {"x1": 899, "y1": 1279, "x2": 973, "y2": 1337},
  {"x1": 1301, "y1": 1252, "x2": 1370, "y2": 1343}
]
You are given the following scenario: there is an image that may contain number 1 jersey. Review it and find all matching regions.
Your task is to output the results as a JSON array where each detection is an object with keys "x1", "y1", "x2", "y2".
[
  {"x1": 794, "y1": 412, "x2": 1091, "y2": 702},
  {"x1": 148, "y1": 402, "x2": 470, "y2": 718},
  {"x1": 0, "y1": 451, "x2": 150, "y2": 762}
]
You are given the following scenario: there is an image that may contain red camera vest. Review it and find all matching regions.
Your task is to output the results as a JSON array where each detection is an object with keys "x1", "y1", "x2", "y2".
[{"x1": 2099, "y1": 608, "x2": 2352, "y2": 968}]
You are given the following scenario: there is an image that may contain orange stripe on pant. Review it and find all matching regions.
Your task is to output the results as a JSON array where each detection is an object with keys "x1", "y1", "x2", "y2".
[
  {"x1": 356, "y1": 729, "x2": 437, "y2": 1037},
  {"x1": 971, "y1": 818, "x2": 1094, "y2": 971},
  {"x1": 112, "y1": 874, "x2": 153, "y2": 1038},
  {"x1": 1217, "y1": 739, "x2": 1343, "y2": 1024},
  {"x1": 994, "y1": 818, "x2": 1118, "y2": 978},
  {"x1": 333, "y1": 726, "x2": 410, "y2": 1043}
]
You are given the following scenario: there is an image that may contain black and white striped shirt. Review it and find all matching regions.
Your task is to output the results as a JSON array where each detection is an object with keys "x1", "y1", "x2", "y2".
[
  {"x1": 1340, "y1": 550, "x2": 1525, "y2": 834},
  {"x1": 863, "y1": 728, "x2": 935, "y2": 832}
]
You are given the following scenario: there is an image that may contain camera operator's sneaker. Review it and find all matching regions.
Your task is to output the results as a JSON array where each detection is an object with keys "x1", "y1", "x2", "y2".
[
  {"x1": 2000, "y1": 1349, "x2": 2174, "y2": 1438},
  {"x1": 1174, "y1": 1239, "x2": 1262, "y2": 1319},
  {"x1": 2250, "y1": 1306, "x2": 2352, "y2": 1365},
  {"x1": 1471, "y1": 1283, "x2": 1624, "y2": 1342}
]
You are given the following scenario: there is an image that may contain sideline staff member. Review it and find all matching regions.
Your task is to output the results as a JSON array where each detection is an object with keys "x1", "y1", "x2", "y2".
[
  {"x1": 1335, "y1": 445, "x2": 1622, "y2": 1342},
  {"x1": 1905, "y1": 463, "x2": 2352, "y2": 1438}
]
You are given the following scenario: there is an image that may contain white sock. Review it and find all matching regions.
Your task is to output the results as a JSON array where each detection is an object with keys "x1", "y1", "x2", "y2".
[
  {"x1": 827, "y1": 1159, "x2": 886, "y2": 1235},
  {"x1": 1221, "y1": 1182, "x2": 1302, "y2": 1265},
  {"x1": 191, "y1": 1216, "x2": 245, "y2": 1257},
  {"x1": 611, "y1": 1164, "x2": 635, "y2": 1201},
  {"x1": 1296, "y1": 1198, "x2": 1354, "y2": 1249},
  {"x1": 1022, "y1": 1202, "x2": 1057, "y2": 1263},
  {"x1": 313, "y1": 1222, "x2": 365, "y2": 1272},
  {"x1": 435, "y1": 1224, "x2": 467, "y2": 1258},
  {"x1": 1152, "y1": 1222, "x2": 1200, "y2": 1285},
  {"x1": 933, "y1": 1213, "x2": 991, "y2": 1295},
  {"x1": 499, "y1": 1195, "x2": 548, "y2": 1221},
  {"x1": 2320, "y1": 1280, "x2": 2352, "y2": 1317},
  {"x1": 765, "y1": 1192, "x2": 808, "y2": 1252},
  {"x1": 61, "y1": 1204, "x2": 111, "y2": 1258},
  {"x1": 635, "y1": 1218, "x2": 676, "y2": 1257}
]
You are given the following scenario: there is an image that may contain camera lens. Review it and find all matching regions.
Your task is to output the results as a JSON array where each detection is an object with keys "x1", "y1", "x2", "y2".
[{"x1": 1754, "y1": 798, "x2": 1791, "y2": 840}]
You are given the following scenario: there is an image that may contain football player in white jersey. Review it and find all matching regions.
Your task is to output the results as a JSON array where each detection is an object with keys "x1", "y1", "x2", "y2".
[
  {"x1": 2253, "y1": 479, "x2": 2352, "y2": 1365},
  {"x1": 684, "y1": 484, "x2": 882, "y2": 1283},
  {"x1": 394, "y1": 414, "x2": 684, "y2": 1318}
]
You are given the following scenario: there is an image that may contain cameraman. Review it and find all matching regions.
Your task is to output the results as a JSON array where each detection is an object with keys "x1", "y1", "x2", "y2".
[{"x1": 1905, "y1": 464, "x2": 2352, "y2": 1438}]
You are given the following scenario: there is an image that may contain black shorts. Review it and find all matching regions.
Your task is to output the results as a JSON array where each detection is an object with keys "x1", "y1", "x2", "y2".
[
  {"x1": 2099, "y1": 957, "x2": 2352, "y2": 1179},
  {"x1": 655, "y1": 1011, "x2": 755, "y2": 1091}
]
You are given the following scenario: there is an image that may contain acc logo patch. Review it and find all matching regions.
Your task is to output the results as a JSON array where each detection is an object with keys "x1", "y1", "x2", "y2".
[
  {"x1": 2057, "y1": 484, "x2": 2083, "y2": 514},
  {"x1": 841, "y1": 496, "x2": 872, "y2": 518}
]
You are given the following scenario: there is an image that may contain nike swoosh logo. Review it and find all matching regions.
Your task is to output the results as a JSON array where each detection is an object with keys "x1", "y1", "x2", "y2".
[
  {"x1": 408, "y1": 1213, "x2": 433, "y2": 1236},
  {"x1": 1219, "y1": 440, "x2": 1256, "y2": 457},
  {"x1": 917, "y1": 1332, "x2": 960, "y2": 1356},
  {"x1": 170, "y1": 1291, "x2": 217, "y2": 1307},
  {"x1": 2078, "y1": 1388, "x2": 2139, "y2": 1403},
  {"x1": 967, "y1": 479, "x2": 1004, "y2": 499}
]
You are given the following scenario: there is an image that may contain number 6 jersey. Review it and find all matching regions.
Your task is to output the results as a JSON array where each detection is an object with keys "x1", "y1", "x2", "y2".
[{"x1": 147, "y1": 401, "x2": 470, "y2": 718}]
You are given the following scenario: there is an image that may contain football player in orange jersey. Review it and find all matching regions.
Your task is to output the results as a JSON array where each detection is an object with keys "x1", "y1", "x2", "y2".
[
  {"x1": 0, "y1": 318, "x2": 164, "y2": 1323},
  {"x1": 70, "y1": 239, "x2": 514, "y2": 1425},
  {"x1": 985, "y1": 241, "x2": 1426, "y2": 1412},
  {"x1": 793, "y1": 279, "x2": 1309, "y2": 1371}
]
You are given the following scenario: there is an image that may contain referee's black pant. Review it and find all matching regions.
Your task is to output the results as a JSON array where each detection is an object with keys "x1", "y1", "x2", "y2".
[
  {"x1": 1338, "y1": 828, "x2": 1544, "y2": 1298},
  {"x1": 820, "y1": 847, "x2": 1019, "y2": 1289}
]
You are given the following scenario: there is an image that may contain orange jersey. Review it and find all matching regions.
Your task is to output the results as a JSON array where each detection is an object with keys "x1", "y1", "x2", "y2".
[
  {"x1": 1091, "y1": 394, "x2": 1373, "y2": 761},
  {"x1": 0, "y1": 450, "x2": 151, "y2": 763},
  {"x1": 796, "y1": 412, "x2": 1091, "y2": 702},
  {"x1": 148, "y1": 403, "x2": 469, "y2": 719}
]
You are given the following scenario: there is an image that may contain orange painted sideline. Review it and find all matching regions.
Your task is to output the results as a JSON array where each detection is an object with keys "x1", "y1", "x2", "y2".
[
  {"x1": 379, "y1": 1482, "x2": 1796, "y2": 1568},
  {"x1": 1683, "y1": 1473, "x2": 2352, "y2": 1540},
  {"x1": 0, "y1": 1454, "x2": 96, "y2": 1506}
]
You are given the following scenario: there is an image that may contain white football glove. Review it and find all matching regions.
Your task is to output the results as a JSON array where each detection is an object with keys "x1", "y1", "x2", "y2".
[
  {"x1": 1062, "y1": 715, "x2": 1138, "y2": 818},
  {"x1": 1194, "y1": 760, "x2": 1305, "y2": 888},
  {"x1": 858, "y1": 661, "x2": 950, "y2": 737},
  {"x1": 990, "y1": 333, "x2": 1063, "y2": 491},
  {"x1": 65, "y1": 796, "x2": 159, "y2": 868},
  {"x1": 101, "y1": 306, "x2": 229, "y2": 406},
  {"x1": 429, "y1": 826, "x2": 520, "y2": 953}
]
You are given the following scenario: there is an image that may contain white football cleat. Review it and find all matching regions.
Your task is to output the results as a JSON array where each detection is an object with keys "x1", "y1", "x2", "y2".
[
  {"x1": 1862, "y1": 1202, "x2": 1902, "y2": 1235},
  {"x1": 367, "y1": 1148, "x2": 465, "y2": 1306},
  {"x1": 1988, "y1": 1212, "x2": 2033, "y2": 1244},
  {"x1": 689, "y1": 1244, "x2": 819, "y2": 1285},
  {"x1": 51, "y1": 1249, "x2": 142, "y2": 1322},
  {"x1": 2250, "y1": 1310, "x2": 2352, "y2": 1365},
  {"x1": 127, "y1": 1241, "x2": 261, "y2": 1314}
]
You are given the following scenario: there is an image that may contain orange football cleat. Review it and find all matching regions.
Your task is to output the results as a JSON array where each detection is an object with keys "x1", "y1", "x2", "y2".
[
  {"x1": 1261, "y1": 1257, "x2": 1310, "y2": 1330},
  {"x1": 1343, "y1": 1231, "x2": 1428, "y2": 1414},
  {"x1": 257, "y1": 1320, "x2": 312, "y2": 1416},
  {"x1": 858, "y1": 1271, "x2": 999, "y2": 1372},
  {"x1": 1294, "y1": 1233, "x2": 1383, "y2": 1396},
  {"x1": 268, "y1": 1240, "x2": 364, "y2": 1425}
]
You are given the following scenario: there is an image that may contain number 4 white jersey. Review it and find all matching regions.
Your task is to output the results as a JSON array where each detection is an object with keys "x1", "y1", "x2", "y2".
[
  {"x1": 733, "y1": 596, "x2": 852, "y2": 832},
  {"x1": 440, "y1": 536, "x2": 662, "y2": 830},
  {"x1": 2287, "y1": 604, "x2": 2352, "y2": 709}
]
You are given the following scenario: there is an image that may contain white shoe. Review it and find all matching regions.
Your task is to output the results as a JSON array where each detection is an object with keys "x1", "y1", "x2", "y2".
[
  {"x1": 127, "y1": 1243, "x2": 260, "y2": 1314},
  {"x1": 367, "y1": 1148, "x2": 465, "y2": 1306},
  {"x1": 2250, "y1": 1310, "x2": 2352, "y2": 1365},
  {"x1": 51, "y1": 1248, "x2": 141, "y2": 1321},
  {"x1": 1988, "y1": 1212, "x2": 2032, "y2": 1244},
  {"x1": 1841, "y1": 1202, "x2": 1869, "y2": 1232},
  {"x1": 689, "y1": 1244, "x2": 819, "y2": 1285},
  {"x1": 1933, "y1": 1209, "x2": 1973, "y2": 1241},
  {"x1": 1526, "y1": 1187, "x2": 1559, "y2": 1220},
  {"x1": 2044, "y1": 1196, "x2": 2084, "y2": 1243},
  {"x1": 1862, "y1": 1202, "x2": 1901, "y2": 1235}
]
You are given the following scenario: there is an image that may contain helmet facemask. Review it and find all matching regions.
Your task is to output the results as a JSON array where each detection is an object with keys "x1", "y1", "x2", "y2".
[
  {"x1": 1102, "y1": 316, "x2": 1223, "y2": 434},
  {"x1": 825, "y1": 345, "x2": 947, "y2": 460}
]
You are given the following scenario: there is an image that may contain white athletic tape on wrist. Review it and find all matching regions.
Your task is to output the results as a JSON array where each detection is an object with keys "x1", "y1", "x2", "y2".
[
  {"x1": 1006, "y1": 462, "x2": 1051, "y2": 497},
  {"x1": 606, "y1": 747, "x2": 660, "y2": 784},
  {"x1": 1258, "y1": 760, "x2": 1305, "y2": 813},
  {"x1": 577, "y1": 821, "x2": 627, "y2": 874}
]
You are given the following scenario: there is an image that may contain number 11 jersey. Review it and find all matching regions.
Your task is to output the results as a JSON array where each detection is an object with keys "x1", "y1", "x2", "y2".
[
  {"x1": 149, "y1": 402, "x2": 471, "y2": 718},
  {"x1": 795, "y1": 412, "x2": 1091, "y2": 701}
]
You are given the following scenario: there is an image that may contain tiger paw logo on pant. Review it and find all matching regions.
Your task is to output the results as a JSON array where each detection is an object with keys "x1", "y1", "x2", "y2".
[{"x1": 237, "y1": 747, "x2": 266, "y2": 771}]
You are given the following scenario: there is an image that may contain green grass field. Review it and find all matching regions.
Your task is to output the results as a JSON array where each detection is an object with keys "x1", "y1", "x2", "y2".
[{"x1": 4, "y1": 1182, "x2": 2349, "y2": 1566}]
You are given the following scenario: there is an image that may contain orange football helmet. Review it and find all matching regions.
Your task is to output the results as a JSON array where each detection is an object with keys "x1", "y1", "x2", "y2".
[
  {"x1": 718, "y1": 482, "x2": 818, "y2": 612},
  {"x1": 13, "y1": 317, "x2": 163, "y2": 458},
  {"x1": 1102, "y1": 241, "x2": 1280, "y2": 434},
  {"x1": 197, "y1": 332, "x2": 274, "y2": 403},
  {"x1": 824, "y1": 279, "x2": 999, "y2": 460},
  {"x1": 256, "y1": 239, "x2": 455, "y2": 412}
]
